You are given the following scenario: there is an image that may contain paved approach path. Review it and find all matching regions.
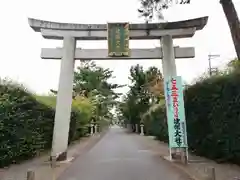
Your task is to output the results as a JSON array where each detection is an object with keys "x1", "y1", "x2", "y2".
[{"x1": 58, "y1": 127, "x2": 191, "y2": 180}]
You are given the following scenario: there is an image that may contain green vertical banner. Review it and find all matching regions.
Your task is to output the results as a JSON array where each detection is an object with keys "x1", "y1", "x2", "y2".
[
  {"x1": 107, "y1": 23, "x2": 129, "y2": 57},
  {"x1": 164, "y1": 76, "x2": 188, "y2": 148}
]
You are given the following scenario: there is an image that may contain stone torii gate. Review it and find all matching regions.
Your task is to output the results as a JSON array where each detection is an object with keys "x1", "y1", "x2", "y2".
[{"x1": 28, "y1": 16, "x2": 208, "y2": 162}]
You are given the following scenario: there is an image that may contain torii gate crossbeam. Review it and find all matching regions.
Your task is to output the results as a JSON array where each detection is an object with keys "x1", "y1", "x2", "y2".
[{"x1": 41, "y1": 47, "x2": 195, "y2": 60}]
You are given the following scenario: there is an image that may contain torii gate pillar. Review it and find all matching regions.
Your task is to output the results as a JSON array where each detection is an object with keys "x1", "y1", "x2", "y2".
[
  {"x1": 51, "y1": 36, "x2": 76, "y2": 160},
  {"x1": 161, "y1": 35, "x2": 178, "y2": 161},
  {"x1": 161, "y1": 35, "x2": 177, "y2": 77}
]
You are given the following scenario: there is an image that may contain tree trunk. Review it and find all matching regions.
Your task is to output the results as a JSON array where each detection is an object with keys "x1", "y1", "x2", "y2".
[{"x1": 220, "y1": 0, "x2": 240, "y2": 60}]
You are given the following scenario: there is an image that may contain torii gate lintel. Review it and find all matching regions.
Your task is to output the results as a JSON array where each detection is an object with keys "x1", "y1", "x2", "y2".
[{"x1": 41, "y1": 47, "x2": 195, "y2": 60}]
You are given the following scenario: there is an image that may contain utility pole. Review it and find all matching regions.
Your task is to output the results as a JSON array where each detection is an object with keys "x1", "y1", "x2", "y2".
[{"x1": 208, "y1": 54, "x2": 220, "y2": 76}]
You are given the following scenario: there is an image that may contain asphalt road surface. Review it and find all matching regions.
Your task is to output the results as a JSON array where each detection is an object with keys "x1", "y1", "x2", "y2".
[{"x1": 58, "y1": 126, "x2": 191, "y2": 180}]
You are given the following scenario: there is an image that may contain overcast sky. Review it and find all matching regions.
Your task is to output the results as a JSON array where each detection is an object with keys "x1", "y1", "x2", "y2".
[{"x1": 0, "y1": 0, "x2": 240, "y2": 95}]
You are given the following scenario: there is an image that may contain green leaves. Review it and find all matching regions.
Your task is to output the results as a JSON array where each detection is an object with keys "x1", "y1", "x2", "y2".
[
  {"x1": 184, "y1": 73, "x2": 240, "y2": 164},
  {"x1": 117, "y1": 64, "x2": 163, "y2": 131},
  {"x1": 72, "y1": 61, "x2": 124, "y2": 126},
  {"x1": 0, "y1": 81, "x2": 91, "y2": 168},
  {"x1": 0, "y1": 83, "x2": 54, "y2": 167},
  {"x1": 73, "y1": 61, "x2": 123, "y2": 99}
]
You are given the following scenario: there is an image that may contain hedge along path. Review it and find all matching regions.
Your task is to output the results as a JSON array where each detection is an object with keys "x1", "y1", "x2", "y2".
[
  {"x1": 143, "y1": 72, "x2": 240, "y2": 165},
  {"x1": 0, "y1": 82, "x2": 91, "y2": 168}
]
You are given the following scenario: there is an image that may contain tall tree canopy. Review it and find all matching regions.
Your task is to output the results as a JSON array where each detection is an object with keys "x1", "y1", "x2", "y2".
[
  {"x1": 51, "y1": 61, "x2": 125, "y2": 125},
  {"x1": 138, "y1": 0, "x2": 190, "y2": 20},
  {"x1": 117, "y1": 64, "x2": 164, "y2": 131},
  {"x1": 73, "y1": 61, "x2": 123, "y2": 98}
]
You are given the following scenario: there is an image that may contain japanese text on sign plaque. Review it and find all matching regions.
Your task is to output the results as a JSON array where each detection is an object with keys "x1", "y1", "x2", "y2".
[
  {"x1": 164, "y1": 76, "x2": 188, "y2": 148},
  {"x1": 107, "y1": 23, "x2": 130, "y2": 57}
]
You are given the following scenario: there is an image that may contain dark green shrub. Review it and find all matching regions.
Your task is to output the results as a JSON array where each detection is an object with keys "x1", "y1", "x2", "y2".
[
  {"x1": 143, "y1": 106, "x2": 168, "y2": 143},
  {"x1": 0, "y1": 81, "x2": 89, "y2": 167},
  {"x1": 0, "y1": 82, "x2": 55, "y2": 167},
  {"x1": 68, "y1": 109, "x2": 89, "y2": 142},
  {"x1": 185, "y1": 72, "x2": 240, "y2": 164},
  {"x1": 145, "y1": 72, "x2": 240, "y2": 165}
]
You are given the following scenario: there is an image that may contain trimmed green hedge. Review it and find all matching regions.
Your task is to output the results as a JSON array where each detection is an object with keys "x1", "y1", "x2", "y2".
[
  {"x1": 143, "y1": 106, "x2": 168, "y2": 143},
  {"x1": 0, "y1": 82, "x2": 88, "y2": 168},
  {"x1": 143, "y1": 72, "x2": 240, "y2": 165},
  {"x1": 185, "y1": 72, "x2": 240, "y2": 164}
]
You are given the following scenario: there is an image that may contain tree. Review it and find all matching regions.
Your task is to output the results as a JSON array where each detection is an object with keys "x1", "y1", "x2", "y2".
[
  {"x1": 116, "y1": 64, "x2": 164, "y2": 131},
  {"x1": 138, "y1": 0, "x2": 190, "y2": 21},
  {"x1": 220, "y1": 0, "x2": 240, "y2": 60},
  {"x1": 51, "y1": 61, "x2": 125, "y2": 127},
  {"x1": 144, "y1": 66, "x2": 164, "y2": 103},
  {"x1": 226, "y1": 58, "x2": 240, "y2": 72},
  {"x1": 73, "y1": 61, "x2": 124, "y2": 98},
  {"x1": 138, "y1": 0, "x2": 240, "y2": 60}
]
